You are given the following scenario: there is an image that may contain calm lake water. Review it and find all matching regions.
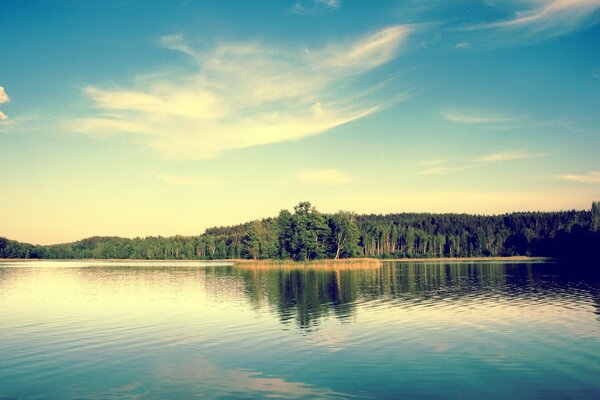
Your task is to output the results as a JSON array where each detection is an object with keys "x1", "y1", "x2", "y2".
[{"x1": 0, "y1": 260, "x2": 599, "y2": 399}]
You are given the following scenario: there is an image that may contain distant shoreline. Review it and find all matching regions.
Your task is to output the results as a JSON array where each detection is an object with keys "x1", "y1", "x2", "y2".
[
  {"x1": 0, "y1": 256, "x2": 549, "y2": 263},
  {"x1": 381, "y1": 256, "x2": 550, "y2": 262}
]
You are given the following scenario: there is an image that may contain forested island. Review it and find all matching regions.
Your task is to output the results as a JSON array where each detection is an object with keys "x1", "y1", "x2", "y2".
[{"x1": 1, "y1": 202, "x2": 599, "y2": 261}]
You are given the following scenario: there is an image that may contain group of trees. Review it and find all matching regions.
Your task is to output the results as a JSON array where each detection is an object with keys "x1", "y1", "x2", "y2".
[{"x1": 1, "y1": 202, "x2": 599, "y2": 261}]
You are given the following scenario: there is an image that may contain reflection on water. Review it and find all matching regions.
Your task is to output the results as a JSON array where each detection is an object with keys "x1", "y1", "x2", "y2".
[
  {"x1": 237, "y1": 266, "x2": 362, "y2": 330},
  {"x1": 231, "y1": 262, "x2": 600, "y2": 331},
  {"x1": 0, "y1": 260, "x2": 599, "y2": 399}
]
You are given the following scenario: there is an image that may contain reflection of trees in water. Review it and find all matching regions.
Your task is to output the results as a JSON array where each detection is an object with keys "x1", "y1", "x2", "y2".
[
  {"x1": 364, "y1": 263, "x2": 514, "y2": 300},
  {"x1": 224, "y1": 262, "x2": 600, "y2": 330},
  {"x1": 233, "y1": 263, "x2": 519, "y2": 330},
  {"x1": 0, "y1": 267, "x2": 12, "y2": 283},
  {"x1": 237, "y1": 268, "x2": 361, "y2": 330},
  {"x1": 2, "y1": 262, "x2": 596, "y2": 329},
  {"x1": 369, "y1": 262, "x2": 600, "y2": 304}
]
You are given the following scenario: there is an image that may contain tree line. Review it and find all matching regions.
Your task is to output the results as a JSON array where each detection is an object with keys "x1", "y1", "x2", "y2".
[{"x1": 1, "y1": 201, "x2": 599, "y2": 261}]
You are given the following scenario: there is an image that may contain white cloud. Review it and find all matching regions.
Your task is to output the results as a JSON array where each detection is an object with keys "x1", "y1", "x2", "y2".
[
  {"x1": 0, "y1": 86, "x2": 9, "y2": 104},
  {"x1": 496, "y1": 0, "x2": 600, "y2": 27},
  {"x1": 477, "y1": 150, "x2": 543, "y2": 162},
  {"x1": 455, "y1": 41, "x2": 470, "y2": 49},
  {"x1": 319, "y1": 0, "x2": 340, "y2": 8},
  {"x1": 0, "y1": 86, "x2": 9, "y2": 123},
  {"x1": 158, "y1": 34, "x2": 195, "y2": 56},
  {"x1": 155, "y1": 173, "x2": 219, "y2": 187},
  {"x1": 291, "y1": 0, "x2": 341, "y2": 14},
  {"x1": 296, "y1": 169, "x2": 353, "y2": 185},
  {"x1": 555, "y1": 171, "x2": 600, "y2": 184},
  {"x1": 474, "y1": 0, "x2": 600, "y2": 38},
  {"x1": 443, "y1": 111, "x2": 508, "y2": 124},
  {"x1": 72, "y1": 25, "x2": 410, "y2": 160},
  {"x1": 0, "y1": 115, "x2": 38, "y2": 134},
  {"x1": 416, "y1": 150, "x2": 544, "y2": 177},
  {"x1": 321, "y1": 26, "x2": 409, "y2": 70}
]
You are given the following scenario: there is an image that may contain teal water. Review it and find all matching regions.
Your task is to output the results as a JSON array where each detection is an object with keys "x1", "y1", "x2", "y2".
[{"x1": 0, "y1": 260, "x2": 599, "y2": 399}]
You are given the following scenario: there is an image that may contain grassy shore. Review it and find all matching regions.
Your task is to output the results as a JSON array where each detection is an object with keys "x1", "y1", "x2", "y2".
[{"x1": 0, "y1": 256, "x2": 549, "y2": 266}]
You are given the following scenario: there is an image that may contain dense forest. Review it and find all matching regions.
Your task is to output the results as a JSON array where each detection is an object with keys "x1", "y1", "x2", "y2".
[{"x1": 1, "y1": 202, "x2": 599, "y2": 261}]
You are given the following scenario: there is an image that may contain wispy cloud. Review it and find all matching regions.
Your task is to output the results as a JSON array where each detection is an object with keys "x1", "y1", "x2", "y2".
[
  {"x1": 493, "y1": 0, "x2": 600, "y2": 27},
  {"x1": 455, "y1": 41, "x2": 470, "y2": 49},
  {"x1": 555, "y1": 171, "x2": 600, "y2": 184},
  {"x1": 291, "y1": 0, "x2": 341, "y2": 14},
  {"x1": 72, "y1": 25, "x2": 410, "y2": 160},
  {"x1": 416, "y1": 159, "x2": 474, "y2": 175},
  {"x1": 296, "y1": 169, "x2": 353, "y2": 185},
  {"x1": 443, "y1": 111, "x2": 508, "y2": 124},
  {"x1": 0, "y1": 85, "x2": 9, "y2": 122},
  {"x1": 0, "y1": 86, "x2": 9, "y2": 104},
  {"x1": 157, "y1": 34, "x2": 195, "y2": 56},
  {"x1": 416, "y1": 150, "x2": 545, "y2": 176},
  {"x1": 471, "y1": 0, "x2": 600, "y2": 39},
  {"x1": 416, "y1": 159, "x2": 451, "y2": 175},
  {"x1": 0, "y1": 115, "x2": 38, "y2": 134},
  {"x1": 476, "y1": 150, "x2": 544, "y2": 162},
  {"x1": 155, "y1": 173, "x2": 219, "y2": 187}
]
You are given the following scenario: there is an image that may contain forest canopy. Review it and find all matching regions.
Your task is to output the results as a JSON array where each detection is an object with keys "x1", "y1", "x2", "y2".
[{"x1": 1, "y1": 201, "x2": 599, "y2": 261}]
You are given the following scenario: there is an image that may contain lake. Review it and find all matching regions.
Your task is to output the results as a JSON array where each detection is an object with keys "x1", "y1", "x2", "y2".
[{"x1": 0, "y1": 260, "x2": 599, "y2": 399}]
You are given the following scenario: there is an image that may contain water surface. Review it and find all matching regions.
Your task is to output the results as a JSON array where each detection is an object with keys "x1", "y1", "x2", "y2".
[{"x1": 0, "y1": 260, "x2": 599, "y2": 399}]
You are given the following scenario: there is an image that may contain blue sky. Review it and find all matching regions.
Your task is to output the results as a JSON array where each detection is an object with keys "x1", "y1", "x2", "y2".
[{"x1": 1, "y1": 0, "x2": 599, "y2": 244}]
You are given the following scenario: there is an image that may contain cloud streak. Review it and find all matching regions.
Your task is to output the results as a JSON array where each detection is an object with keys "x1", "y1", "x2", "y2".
[
  {"x1": 0, "y1": 86, "x2": 9, "y2": 122},
  {"x1": 470, "y1": 0, "x2": 600, "y2": 40},
  {"x1": 0, "y1": 86, "x2": 9, "y2": 104},
  {"x1": 476, "y1": 151, "x2": 544, "y2": 162},
  {"x1": 416, "y1": 150, "x2": 546, "y2": 176},
  {"x1": 443, "y1": 111, "x2": 508, "y2": 124},
  {"x1": 555, "y1": 171, "x2": 600, "y2": 184},
  {"x1": 72, "y1": 26, "x2": 410, "y2": 160},
  {"x1": 291, "y1": 0, "x2": 341, "y2": 14},
  {"x1": 493, "y1": 0, "x2": 600, "y2": 28}
]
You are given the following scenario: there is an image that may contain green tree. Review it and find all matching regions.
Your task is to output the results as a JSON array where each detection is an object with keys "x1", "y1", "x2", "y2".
[
  {"x1": 328, "y1": 211, "x2": 360, "y2": 259},
  {"x1": 289, "y1": 202, "x2": 330, "y2": 261},
  {"x1": 592, "y1": 201, "x2": 600, "y2": 232},
  {"x1": 276, "y1": 209, "x2": 294, "y2": 259},
  {"x1": 242, "y1": 221, "x2": 263, "y2": 260},
  {"x1": 241, "y1": 220, "x2": 277, "y2": 260}
]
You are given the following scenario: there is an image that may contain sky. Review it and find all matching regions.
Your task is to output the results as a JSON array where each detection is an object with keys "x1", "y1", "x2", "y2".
[{"x1": 1, "y1": 0, "x2": 600, "y2": 245}]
